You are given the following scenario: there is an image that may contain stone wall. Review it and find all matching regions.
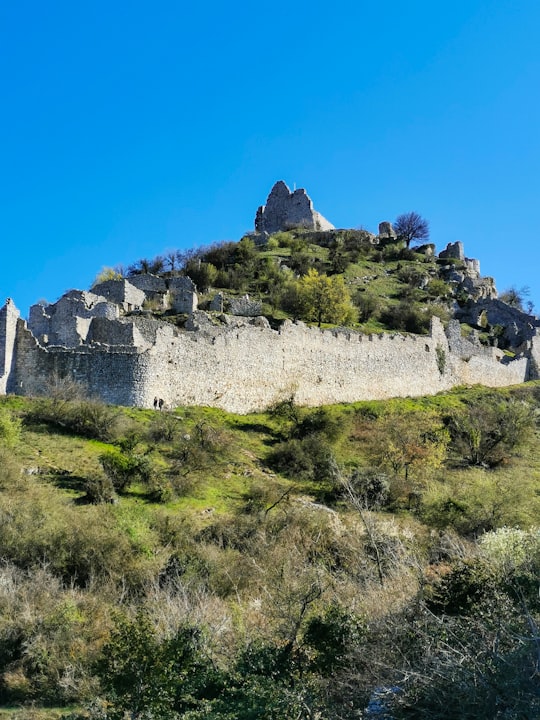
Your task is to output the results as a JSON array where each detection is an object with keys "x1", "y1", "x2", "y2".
[
  {"x1": 90, "y1": 279, "x2": 146, "y2": 312},
  {"x1": 29, "y1": 292, "x2": 119, "y2": 347},
  {"x1": 0, "y1": 300, "x2": 20, "y2": 394},
  {"x1": 1, "y1": 296, "x2": 534, "y2": 414},
  {"x1": 168, "y1": 276, "x2": 198, "y2": 313},
  {"x1": 255, "y1": 181, "x2": 334, "y2": 234}
]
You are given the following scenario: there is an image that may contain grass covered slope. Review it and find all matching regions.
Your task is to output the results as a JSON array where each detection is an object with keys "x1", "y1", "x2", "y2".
[{"x1": 0, "y1": 384, "x2": 538, "y2": 718}]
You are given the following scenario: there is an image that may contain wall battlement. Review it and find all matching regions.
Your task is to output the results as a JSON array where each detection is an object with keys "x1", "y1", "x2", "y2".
[{"x1": 0, "y1": 279, "x2": 534, "y2": 413}]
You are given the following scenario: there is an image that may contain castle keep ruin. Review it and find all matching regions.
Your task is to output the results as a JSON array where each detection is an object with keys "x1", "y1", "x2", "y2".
[{"x1": 255, "y1": 181, "x2": 334, "y2": 234}]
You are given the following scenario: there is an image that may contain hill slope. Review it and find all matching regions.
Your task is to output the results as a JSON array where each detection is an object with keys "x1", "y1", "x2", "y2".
[{"x1": 0, "y1": 383, "x2": 538, "y2": 718}]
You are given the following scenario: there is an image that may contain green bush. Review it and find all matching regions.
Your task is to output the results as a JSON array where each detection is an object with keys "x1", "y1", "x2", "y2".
[
  {"x1": 0, "y1": 406, "x2": 22, "y2": 447},
  {"x1": 267, "y1": 434, "x2": 339, "y2": 483},
  {"x1": 381, "y1": 301, "x2": 431, "y2": 334},
  {"x1": 99, "y1": 449, "x2": 141, "y2": 493},
  {"x1": 447, "y1": 397, "x2": 534, "y2": 467}
]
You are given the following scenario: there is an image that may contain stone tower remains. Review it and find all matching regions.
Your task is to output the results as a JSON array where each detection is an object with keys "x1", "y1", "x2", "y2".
[{"x1": 255, "y1": 181, "x2": 334, "y2": 234}]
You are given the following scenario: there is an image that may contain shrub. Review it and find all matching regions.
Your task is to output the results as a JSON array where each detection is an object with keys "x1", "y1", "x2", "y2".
[
  {"x1": 345, "y1": 467, "x2": 390, "y2": 509},
  {"x1": 26, "y1": 396, "x2": 118, "y2": 441},
  {"x1": 355, "y1": 290, "x2": 382, "y2": 323},
  {"x1": 293, "y1": 407, "x2": 342, "y2": 442},
  {"x1": 98, "y1": 449, "x2": 142, "y2": 493},
  {"x1": 381, "y1": 302, "x2": 431, "y2": 334},
  {"x1": 83, "y1": 474, "x2": 116, "y2": 504},
  {"x1": 447, "y1": 397, "x2": 534, "y2": 467},
  {"x1": 267, "y1": 434, "x2": 339, "y2": 484},
  {"x1": 0, "y1": 406, "x2": 22, "y2": 447}
]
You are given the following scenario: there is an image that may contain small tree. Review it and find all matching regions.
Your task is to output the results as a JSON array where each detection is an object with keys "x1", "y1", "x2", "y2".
[
  {"x1": 394, "y1": 211, "x2": 430, "y2": 248},
  {"x1": 499, "y1": 285, "x2": 532, "y2": 312},
  {"x1": 93, "y1": 266, "x2": 124, "y2": 285},
  {"x1": 296, "y1": 269, "x2": 356, "y2": 327}
]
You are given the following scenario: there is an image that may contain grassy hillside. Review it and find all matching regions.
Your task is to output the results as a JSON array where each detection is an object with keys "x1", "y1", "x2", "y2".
[{"x1": 0, "y1": 383, "x2": 538, "y2": 718}]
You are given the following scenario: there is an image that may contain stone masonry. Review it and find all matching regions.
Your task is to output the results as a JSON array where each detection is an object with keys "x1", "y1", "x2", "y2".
[
  {"x1": 1, "y1": 185, "x2": 538, "y2": 413},
  {"x1": 0, "y1": 287, "x2": 535, "y2": 413},
  {"x1": 255, "y1": 181, "x2": 334, "y2": 234}
]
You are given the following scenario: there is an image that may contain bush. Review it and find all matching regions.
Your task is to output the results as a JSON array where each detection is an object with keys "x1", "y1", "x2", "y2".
[
  {"x1": 26, "y1": 396, "x2": 118, "y2": 441},
  {"x1": 381, "y1": 302, "x2": 431, "y2": 334},
  {"x1": 0, "y1": 406, "x2": 22, "y2": 447},
  {"x1": 355, "y1": 290, "x2": 382, "y2": 323},
  {"x1": 447, "y1": 397, "x2": 534, "y2": 467},
  {"x1": 293, "y1": 408, "x2": 342, "y2": 442},
  {"x1": 267, "y1": 434, "x2": 339, "y2": 484},
  {"x1": 98, "y1": 449, "x2": 142, "y2": 493},
  {"x1": 83, "y1": 474, "x2": 116, "y2": 504}
]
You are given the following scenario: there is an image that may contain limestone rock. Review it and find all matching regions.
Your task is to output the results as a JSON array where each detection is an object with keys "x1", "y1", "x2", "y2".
[{"x1": 255, "y1": 181, "x2": 334, "y2": 234}]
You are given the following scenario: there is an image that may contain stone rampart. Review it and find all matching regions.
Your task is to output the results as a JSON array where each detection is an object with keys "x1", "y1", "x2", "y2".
[{"x1": 0, "y1": 299, "x2": 534, "y2": 414}]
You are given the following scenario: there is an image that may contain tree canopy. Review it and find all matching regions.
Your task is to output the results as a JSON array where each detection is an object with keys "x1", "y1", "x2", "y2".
[
  {"x1": 296, "y1": 268, "x2": 356, "y2": 327},
  {"x1": 394, "y1": 211, "x2": 430, "y2": 248}
]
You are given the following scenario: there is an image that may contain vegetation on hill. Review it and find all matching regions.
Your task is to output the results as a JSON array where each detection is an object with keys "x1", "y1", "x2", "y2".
[
  {"x1": 105, "y1": 225, "x2": 462, "y2": 335},
  {"x1": 0, "y1": 380, "x2": 538, "y2": 718}
]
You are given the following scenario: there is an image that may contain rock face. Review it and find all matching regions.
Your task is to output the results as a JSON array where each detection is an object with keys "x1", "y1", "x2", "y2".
[{"x1": 255, "y1": 181, "x2": 334, "y2": 234}]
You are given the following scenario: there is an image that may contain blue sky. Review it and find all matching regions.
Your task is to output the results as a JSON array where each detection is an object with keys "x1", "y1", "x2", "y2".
[{"x1": 1, "y1": 0, "x2": 539, "y2": 317}]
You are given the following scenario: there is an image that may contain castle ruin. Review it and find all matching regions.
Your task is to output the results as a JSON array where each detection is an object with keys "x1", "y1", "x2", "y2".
[
  {"x1": 255, "y1": 181, "x2": 334, "y2": 234},
  {"x1": 1, "y1": 183, "x2": 539, "y2": 413}
]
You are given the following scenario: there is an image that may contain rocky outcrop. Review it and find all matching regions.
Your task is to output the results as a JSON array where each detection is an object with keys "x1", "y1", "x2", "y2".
[{"x1": 255, "y1": 181, "x2": 334, "y2": 234}]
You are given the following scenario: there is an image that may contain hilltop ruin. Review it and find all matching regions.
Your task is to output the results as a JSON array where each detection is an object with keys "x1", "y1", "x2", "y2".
[{"x1": 1, "y1": 183, "x2": 539, "y2": 412}]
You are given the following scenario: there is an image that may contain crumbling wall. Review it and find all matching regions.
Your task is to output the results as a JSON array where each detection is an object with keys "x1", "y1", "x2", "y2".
[
  {"x1": 255, "y1": 181, "x2": 334, "y2": 234},
  {"x1": 2, "y1": 300, "x2": 533, "y2": 414},
  {"x1": 90, "y1": 279, "x2": 146, "y2": 312},
  {"x1": 0, "y1": 300, "x2": 20, "y2": 394},
  {"x1": 29, "y1": 292, "x2": 119, "y2": 347},
  {"x1": 168, "y1": 276, "x2": 198, "y2": 313}
]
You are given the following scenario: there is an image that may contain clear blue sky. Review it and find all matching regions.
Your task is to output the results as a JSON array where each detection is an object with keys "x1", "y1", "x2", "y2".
[{"x1": 1, "y1": 0, "x2": 539, "y2": 317}]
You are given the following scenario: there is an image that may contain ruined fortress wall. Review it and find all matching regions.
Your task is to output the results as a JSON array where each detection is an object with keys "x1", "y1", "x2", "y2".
[
  {"x1": 0, "y1": 301, "x2": 20, "y2": 394},
  {"x1": 8, "y1": 315, "x2": 530, "y2": 414},
  {"x1": 137, "y1": 318, "x2": 529, "y2": 413},
  {"x1": 13, "y1": 323, "x2": 147, "y2": 406}
]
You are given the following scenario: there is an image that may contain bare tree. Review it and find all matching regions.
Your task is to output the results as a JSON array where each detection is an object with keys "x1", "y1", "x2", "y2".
[{"x1": 394, "y1": 211, "x2": 430, "y2": 248}]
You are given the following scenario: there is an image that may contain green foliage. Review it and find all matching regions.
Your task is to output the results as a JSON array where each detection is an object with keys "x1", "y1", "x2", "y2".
[
  {"x1": 83, "y1": 474, "x2": 116, "y2": 504},
  {"x1": 294, "y1": 268, "x2": 356, "y2": 326},
  {"x1": 0, "y1": 406, "x2": 22, "y2": 447},
  {"x1": 267, "y1": 434, "x2": 339, "y2": 484},
  {"x1": 27, "y1": 395, "x2": 118, "y2": 442},
  {"x1": 92, "y1": 266, "x2": 123, "y2": 285},
  {"x1": 99, "y1": 448, "x2": 142, "y2": 493},
  {"x1": 345, "y1": 467, "x2": 391, "y2": 509},
  {"x1": 184, "y1": 260, "x2": 218, "y2": 293},
  {"x1": 0, "y1": 388, "x2": 537, "y2": 715},
  {"x1": 380, "y1": 301, "x2": 432, "y2": 334},
  {"x1": 96, "y1": 611, "x2": 201, "y2": 719},
  {"x1": 302, "y1": 604, "x2": 364, "y2": 674},
  {"x1": 424, "y1": 559, "x2": 493, "y2": 614},
  {"x1": 447, "y1": 397, "x2": 534, "y2": 467},
  {"x1": 426, "y1": 277, "x2": 450, "y2": 298},
  {"x1": 354, "y1": 290, "x2": 382, "y2": 323}
]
